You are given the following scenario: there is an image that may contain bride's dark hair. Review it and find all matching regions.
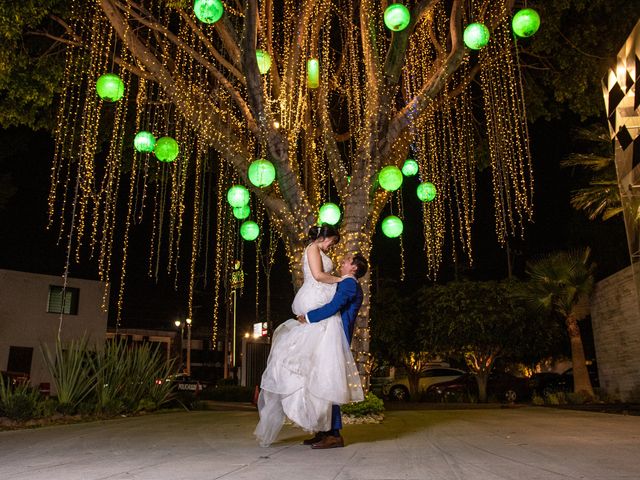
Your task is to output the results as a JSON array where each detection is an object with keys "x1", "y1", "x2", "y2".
[{"x1": 307, "y1": 225, "x2": 340, "y2": 244}]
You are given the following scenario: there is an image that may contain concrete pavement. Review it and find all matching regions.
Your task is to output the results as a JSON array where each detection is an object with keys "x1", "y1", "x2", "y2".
[{"x1": 0, "y1": 406, "x2": 638, "y2": 479}]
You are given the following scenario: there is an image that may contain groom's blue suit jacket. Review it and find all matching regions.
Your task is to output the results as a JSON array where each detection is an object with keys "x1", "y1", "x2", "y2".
[{"x1": 306, "y1": 277, "x2": 362, "y2": 344}]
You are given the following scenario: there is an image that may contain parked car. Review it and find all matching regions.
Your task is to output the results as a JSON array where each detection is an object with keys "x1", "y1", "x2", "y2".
[
  {"x1": 426, "y1": 372, "x2": 530, "y2": 403},
  {"x1": 382, "y1": 367, "x2": 466, "y2": 401},
  {"x1": 158, "y1": 373, "x2": 211, "y2": 393},
  {"x1": 529, "y1": 366, "x2": 599, "y2": 396}
]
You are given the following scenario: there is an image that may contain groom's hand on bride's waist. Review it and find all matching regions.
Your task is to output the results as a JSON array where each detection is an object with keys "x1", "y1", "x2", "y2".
[{"x1": 296, "y1": 314, "x2": 307, "y2": 324}]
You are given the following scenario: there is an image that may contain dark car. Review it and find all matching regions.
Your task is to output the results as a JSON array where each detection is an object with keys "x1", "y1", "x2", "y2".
[
  {"x1": 529, "y1": 366, "x2": 599, "y2": 396},
  {"x1": 426, "y1": 372, "x2": 530, "y2": 403},
  {"x1": 158, "y1": 373, "x2": 210, "y2": 393}
]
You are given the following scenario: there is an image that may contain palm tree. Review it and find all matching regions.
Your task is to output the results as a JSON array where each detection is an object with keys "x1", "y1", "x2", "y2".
[
  {"x1": 561, "y1": 127, "x2": 622, "y2": 221},
  {"x1": 525, "y1": 248, "x2": 595, "y2": 397}
]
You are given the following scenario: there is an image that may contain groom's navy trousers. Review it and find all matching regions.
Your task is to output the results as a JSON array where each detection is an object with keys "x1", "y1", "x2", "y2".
[{"x1": 306, "y1": 277, "x2": 363, "y2": 431}]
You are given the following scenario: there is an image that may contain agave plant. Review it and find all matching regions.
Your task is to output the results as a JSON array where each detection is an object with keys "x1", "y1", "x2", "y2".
[
  {"x1": 93, "y1": 339, "x2": 130, "y2": 413},
  {"x1": 41, "y1": 336, "x2": 99, "y2": 413},
  {"x1": 0, "y1": 374, "x2": 42, "y2": 421}
]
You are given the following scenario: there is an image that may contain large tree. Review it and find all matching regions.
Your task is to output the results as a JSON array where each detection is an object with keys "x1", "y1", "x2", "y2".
[{"x1": 2, "y1": 0, "x2": 540, "y2": 379}]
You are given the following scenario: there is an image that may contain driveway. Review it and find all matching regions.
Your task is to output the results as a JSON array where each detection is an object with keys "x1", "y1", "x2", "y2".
[{"x1": 0, "y1": 406, "x2": 638, "y2": 479}]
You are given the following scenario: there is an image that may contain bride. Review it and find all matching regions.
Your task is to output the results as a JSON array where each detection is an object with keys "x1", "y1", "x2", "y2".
[{"x1": 254, "y1": 225, "x2": 364, "y2": 447}]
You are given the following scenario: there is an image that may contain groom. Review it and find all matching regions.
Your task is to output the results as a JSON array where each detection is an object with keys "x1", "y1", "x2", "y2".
[{"x1": 296, "y1": 252, "x2": 369, "y2": 449}]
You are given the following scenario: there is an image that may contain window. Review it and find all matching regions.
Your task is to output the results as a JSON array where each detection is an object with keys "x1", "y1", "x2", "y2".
[
  {"x1": 7, "y1": 346, "x2": 33, "y2": 375},
  {"x1": 47, "y1": 286, "x2": 79, "y2": 315},
  {"x1": 423, "y1": 369, "x2": 462, "y2": 377}
]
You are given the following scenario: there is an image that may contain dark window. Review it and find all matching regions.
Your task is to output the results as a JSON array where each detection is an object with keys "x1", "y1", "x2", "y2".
[
  {"x1": 47, "y1": 286, "x2": 79, "y2": 315},
  {"x1": 7, "y1": 346, "x2": 33, "y2": 375}
]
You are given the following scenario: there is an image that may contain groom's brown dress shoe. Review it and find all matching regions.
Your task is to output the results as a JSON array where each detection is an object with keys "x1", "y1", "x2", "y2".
[
  {"x1": 311, "y1": 435, "x2": 344, "y2": 449},
  {"x1": 302, "y1": 432, "x2": 327, "y2": 445}
]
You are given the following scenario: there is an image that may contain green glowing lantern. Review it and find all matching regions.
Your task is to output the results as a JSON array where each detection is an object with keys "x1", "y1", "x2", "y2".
[
  {"x1": 381, "y1": 215, "x2": 403, "y2": 238},
  {"x1": 384, "y1": 4, "x2": 411, "y2": 32},
  {"x1": 402, "y1": 159, "x2": 419, "y2": 176},
  {"x1": 307, "y1": 58, "x2": 320, "y2": 89},
  {"x1": 319, "y1": 202, "x2": 341, "y2": 225},
  {"x1": 154, "y1": 136, "x2": 179, "y2": 162},
  {"x1": 193, "y1": 0, "x2": 224, "y2": 24},
  {"x1": 512, "y1": 8, "x2": 540, "y2": 38},
  {"x1": 233, "y1": 205, "x2": 250, "y2": 220},
  {"x1": 378, "y1": 165, "x2": 403, "y2": 191},
  {"x1": 256, "y1": 49, "x2": 271, "y2": 74},
  {"x1": 248, "y1": 159, "x2": 276, "y2": 187},
  {"x1": 240, "y1": 220, "x2": 260, "y2": 241},
  {"x1": 417, "y1": 182, "x2": 437, "y2": 202},
  {"x1": 96, "y1": 73, "x2": 125, "y2": 102},
  {"x1": 134, "y1": 131, "x2": 156, "y2": 153},
  {"x1": 227, "y1": 185, "x2": 250, "y2": 208},
  {"x1": 463, "y1": 23, "x2": 490, "y2": 50}
]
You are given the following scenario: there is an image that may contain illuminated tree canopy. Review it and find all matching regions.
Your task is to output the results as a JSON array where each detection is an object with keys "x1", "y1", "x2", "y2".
[{"x1": 8, "y1": 0, "x2": 540, "y2": 378}]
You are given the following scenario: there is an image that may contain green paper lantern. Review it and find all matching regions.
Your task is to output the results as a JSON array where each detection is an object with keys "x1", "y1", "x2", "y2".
[
  {"x1": 154, "y1": 136, "x2": 179, "y2": 162},
  {"x1": 233, "y1": 205, "x2": 250, "y2": 220},
  {"x1": 512, "y1": 8, "x2": 540, "y2": 38},
  {"x1": 134, "y1": 131, "x2": 156, "y2": 153},
  {"x1": 417, "y1": 182, "x2": 437, "y2": 202},
  {"x1": 384, "y1": 4, "x2": 411, "y2": 32},
  {"x1": 96, "y1": 73, "x2": 125, "y2": 102},
  {"x1": 381, "y1": 215, "x2": 403, "y2": 238},
  {"x1": 307, "y1": 58, "x2": 320, "y2": 89},
  {"x1": 227, "y1": 185, "x2": 250, "y2": 208},
  {"x1": 319, "y1": 202, "x2": 341, "y2": 225},
  {"x1": 402, "y1": 159, "x2": 419, "y2": 176},
  {"x1": 248, "y1": 159, "x2": 276, "y2": 187},
  {"x1": 256, "y1": 49, "x2": 271, "y2": 74},
  {"x1": 463, "y1": 23, "x2": 490, "y2": 50},
  {"x1": 378, "y1": 165, "x2": 403, "y2": 191},
  {"x1": 240, "y1": 220, "x2": 260, "y2": 241},
  {"x1": 193, "y1": 0, "x2": 224, "y2": 24}
]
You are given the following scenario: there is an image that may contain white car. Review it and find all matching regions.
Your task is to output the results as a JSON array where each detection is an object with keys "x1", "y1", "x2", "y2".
[{"x1": 382, "y1": 367, "x2": 466, "y2": 401}]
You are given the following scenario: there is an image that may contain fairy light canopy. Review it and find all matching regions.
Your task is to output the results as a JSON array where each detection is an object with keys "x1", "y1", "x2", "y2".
[{"x1": 48, "y1": 0, "x2": 535, "y2": 376}]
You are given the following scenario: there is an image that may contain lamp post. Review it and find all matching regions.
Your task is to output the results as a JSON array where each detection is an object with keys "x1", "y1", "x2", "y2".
[
  {"x1": 185, "y1": 317, "x2": 192, "y2": 376},
  {"x1": 174, "y1": 320, "x2": 184, "y2": 370}
]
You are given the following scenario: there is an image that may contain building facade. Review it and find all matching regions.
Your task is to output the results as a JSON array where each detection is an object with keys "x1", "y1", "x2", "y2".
[{"x1": 0, "y1": 269, "x2": 108, "y2": 391}]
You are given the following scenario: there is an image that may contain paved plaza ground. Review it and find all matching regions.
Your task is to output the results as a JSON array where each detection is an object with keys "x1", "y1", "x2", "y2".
[{"x1": 0, "y1": 405, "x2": 638, "y2": 480}]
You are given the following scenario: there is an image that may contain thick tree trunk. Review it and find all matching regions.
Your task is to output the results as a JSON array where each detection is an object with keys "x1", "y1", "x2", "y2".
[
  {"x1": 476, "y1": 371, "x2": 489, "y2": 403},
  {"x1": 566, "y1": 315, "x2": 594, "y2": 397},
  {"x1": 408, "y1": 372, "x2": 421, "y2": 401}
]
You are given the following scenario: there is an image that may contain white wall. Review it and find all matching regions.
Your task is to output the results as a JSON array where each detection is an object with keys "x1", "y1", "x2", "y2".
[
  {"x1": 590, "y1": 266, "x2": 640, "y2": 401},
  {"x1": 0, "y1": 269, "x2": 108, "y2": 390}
]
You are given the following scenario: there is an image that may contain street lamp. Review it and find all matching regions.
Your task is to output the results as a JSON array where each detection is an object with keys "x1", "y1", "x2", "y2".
[
  {"x1": 185, "y1": 318, "x2": 192, "y2": 376},
  {"x1": 174, "y1": 320, "x2": 184, "y2": 371}
]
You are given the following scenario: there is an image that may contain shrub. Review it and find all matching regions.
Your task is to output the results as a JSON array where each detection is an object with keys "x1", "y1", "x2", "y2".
[
  {"x1": 531, "y1": 394, "x2": 544, "y2": 406},
  {"x1": 0, "y1": 376, "x2": 42, "y2": 421},
  {"x1": 545, "y1": 391, "x2": 567, "y2": 405},
  {"x1": 342, "y1": 392, "x2": 384, "y2": 417},
  {"x1": 566, "y1": 391, "x2": 592, "y2": 405}
]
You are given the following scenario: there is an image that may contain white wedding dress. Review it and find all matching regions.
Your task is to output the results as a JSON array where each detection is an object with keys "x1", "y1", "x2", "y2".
[{"x1": 254, "y1": 246, "x2": 364, "y2": 447}]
